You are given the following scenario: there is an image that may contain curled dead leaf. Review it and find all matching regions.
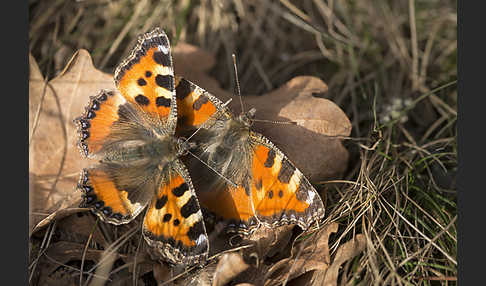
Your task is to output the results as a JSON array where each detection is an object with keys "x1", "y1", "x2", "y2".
[
  {"x1": 31, "y1": 207, "x2": 88, "y2": 236},
  {"x1": 243, "y1": 224, "x2": 294, "y2": 264},
  {"x1": 263, "y1": 223, "x2": 338, "y2": 286}
]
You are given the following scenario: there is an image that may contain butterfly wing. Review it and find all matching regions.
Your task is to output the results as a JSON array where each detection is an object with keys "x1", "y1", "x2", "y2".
[
  {"x1": 78, "y1": 163, "x2": 157, "y2": 225},
  {"x1": 75, "y1": 90, "x2": 127, "y2": 157},
  {"x1": 173, "y1": 77, "x2": 223, "y2": 134},
  {"x1": 175, "y1": 78, "x2": 324, "y2": 233},
  {"x1": 142, "y1": 160, "x2": 209, "y2": 265},
  {"x1": 248, "y1": 132, "x2": 325, "y2": 230},
  {"x1": 115, "y1": 28, "x2": 177, "y2": 134}
]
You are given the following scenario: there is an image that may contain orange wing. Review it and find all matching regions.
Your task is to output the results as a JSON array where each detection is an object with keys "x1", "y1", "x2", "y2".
[
  {"x1": 75, "y1": 90, "x2": 127, "y2": 156},
  {"x1": 142, "y1": 161, "x2": 208, "y2": 265},
  {"x1": 78, "y1": 167, "x2": 153, "y2": 225},
  {"x1": 174, "y1": 77, "x2": 220, "y2": 134},
  {"x1": 249, "y1": 133, "x2": 325, "y2": 230},
  {"x1": 114, "y1": 28, "x2": 177, "y2": 133},
  {"x1": 195, "y1": 183, "x2": 259, "y2": 233}
]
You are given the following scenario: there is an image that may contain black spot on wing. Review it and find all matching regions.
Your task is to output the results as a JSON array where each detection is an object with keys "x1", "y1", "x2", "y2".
[
  {"x1": 278, "y1": 190, "x2": 284, "y2": 198},
  {"x1": 145, "y1": 71, "x2": 152, "y2": 77},
  {"x1": 163, "y1": 213, "x2": 172, "y2": 222},
  {"x1": 135, "y1": 94, "x2": 150, "y2": 106},
  {"x1": 193, "y1": 95, "x2": 208, "y2": 110},
  {"x1": 175, "y1": 79, "x2": 192, "y2": 100},
  {"x1": 153, "y1": 51, "x2": 171, "y2": 67},
  {"x1": 187, "y1": 220, "x2": 205, "y2": 241},
  {"x1": 137, "y1": 78, "x2": 147, "y2": 86},
  {"x1": 243, "y1": 181, "x2": 251, "y2": 196},
  {"x1": 180, "y1": 196, "x2": 199, "y2": 218},
  {"x1": 264, "y1": 149, "x2": 276, "y2": 168},
  {"x1": 156, "y1": 97, "x2": 171, "y2": 107},
  {"x1": 278, "y1": 158, "x2": 296, "y2": 184},
  {"x1": 172, "y1": 183, "x2": 189, "y2": 197},
  {"x1": 173, "y1": 218, "x2": 180, "y2": 226},
  {"x1": 155, "y1": 74, "x2": 174, "y2": 91},
  {"x1": 268, "y1": 190, "x2": 274, "y2": 199},
  {"x1": 155, "y1": 195, "x2": 168, "y2": 209}
]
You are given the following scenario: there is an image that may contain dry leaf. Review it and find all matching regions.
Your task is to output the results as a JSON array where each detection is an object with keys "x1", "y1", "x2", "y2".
[
  {"x1": 153, "y1": 262, "x2": 172, "y2": 284},
  {"x1": 29, "y1": 50, "x2": 114, "y2": 233},
  {"x1": 31, "y1": 207, "x2": 88, "y2": 235},
  {"x1": 320, "y1": 234, "x2": 366, "y2": 286},
  {"x1": 56, "y1": 211, "x2": 108, "y2": 246},
  {"x1": 243, "y1": 225, "x2": 294, "y2": 263},
  {"x1": 263, "y1": 223, "x2": 338, "y2": 286},
  {"x1": 212, "y1": 253, "x2": 250, "y2": 286},
  {"x1": 37, "y1": 241, "x2": 104, "y2": 285}
]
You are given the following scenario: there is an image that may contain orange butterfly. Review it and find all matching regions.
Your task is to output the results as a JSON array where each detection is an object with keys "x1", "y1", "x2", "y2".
[
  {"x1": 75, "y1": 28, "x2": 208, "y2": 266},
  {"x1": 174, "y1": 76, "x2": 326, "y2": 235}
]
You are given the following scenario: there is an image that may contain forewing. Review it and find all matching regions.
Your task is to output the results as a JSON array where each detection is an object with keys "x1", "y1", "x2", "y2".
[{"x1": 114, "y1": 28, "x2": 177, "y2": 134}]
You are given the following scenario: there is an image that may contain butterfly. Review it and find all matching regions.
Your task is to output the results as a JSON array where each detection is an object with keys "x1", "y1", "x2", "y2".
[
  {"x1": 74, "y1": 28, "x2": 209, "y2": 266},
  {"x1": 173, "y1": 76, "x2": 326, "y2": 235}
]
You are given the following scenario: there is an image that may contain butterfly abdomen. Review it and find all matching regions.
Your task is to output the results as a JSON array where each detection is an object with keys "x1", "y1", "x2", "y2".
[{"x1": 101, "y1": 137, "x2": 177, "y2": 165}]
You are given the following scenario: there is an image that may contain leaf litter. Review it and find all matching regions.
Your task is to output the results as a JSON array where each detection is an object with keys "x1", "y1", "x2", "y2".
[{"x1": 29, "y1": 41, "x2": 356, "y2": 285}]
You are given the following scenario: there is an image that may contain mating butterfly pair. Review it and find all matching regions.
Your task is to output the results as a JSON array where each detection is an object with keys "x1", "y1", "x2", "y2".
[{"x1": 75, "y1": 28, "x2": 325, "y2": 266}]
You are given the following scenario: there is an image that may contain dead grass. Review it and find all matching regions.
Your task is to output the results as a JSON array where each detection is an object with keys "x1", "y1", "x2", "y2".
[{"x1": 29, "y1": 0, "x2": 457, "y2": 285}]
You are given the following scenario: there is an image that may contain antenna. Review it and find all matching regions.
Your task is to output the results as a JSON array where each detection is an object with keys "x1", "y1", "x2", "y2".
[
  {"x1": 232, "y1": 54, "x2": 244, "y2": 114},
  {"x1": 252, "y1": 118, "x2": 298, "y2": 125}
]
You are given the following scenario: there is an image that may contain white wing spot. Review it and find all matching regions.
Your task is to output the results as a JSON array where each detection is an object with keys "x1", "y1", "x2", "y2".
[
  {"x1": 196, "y1": 234, "x2": 207, "y2": 246},
  {"x1": 306, "y1": 190, "x2": 315, "y2": 204},
  {"x1": 158, "y1": 44, "x2": 169, "y2": 54}
]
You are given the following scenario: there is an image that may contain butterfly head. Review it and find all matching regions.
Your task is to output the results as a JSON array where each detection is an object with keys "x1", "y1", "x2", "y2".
[
  {"x1": 238, "y1": 107, "x2": 256, "y2": 128},
  {"x1": 175, "y1": 137, "x2": 196, "y2": 157}
]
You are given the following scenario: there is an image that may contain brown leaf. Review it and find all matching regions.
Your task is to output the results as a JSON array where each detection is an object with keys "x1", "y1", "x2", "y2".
[
  {"x1": 56, "y1": 211, "x2": 108, "y2": 246},
  {"x1": 243, "y1": 225, "x2": 295, "y2": 263},
  {"x1": 37, "y1": 241, "x2": 105, "y2": 285},
  {"x1": 263, "y1": 223, "x2": 339, "y2": 286},
  {"x1": 320, "y1": 234, "x2": 366, "y2": 286},
  {"x1": 212, "y1": 253, "x2": 250, "y2": 286},
  {"x1": 29, "y1": 50, "x2": 115, "y2": 233},
  {"x1": 153, "y1": 262, "x2": 171, "y2": 283},
  {"x1": 31, "y1": 207, "x2": 88, "y2": 236}
]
